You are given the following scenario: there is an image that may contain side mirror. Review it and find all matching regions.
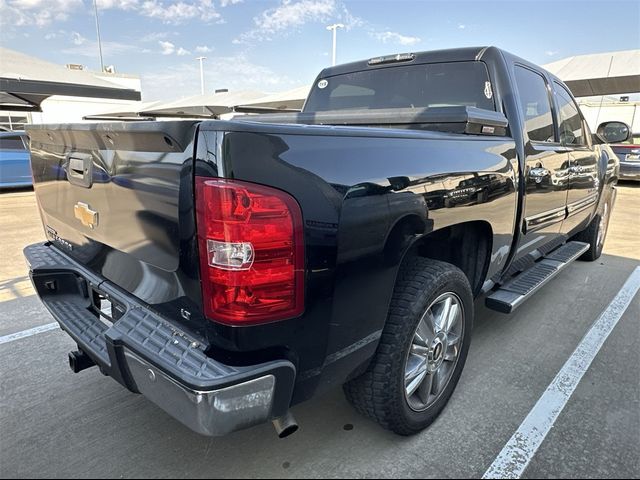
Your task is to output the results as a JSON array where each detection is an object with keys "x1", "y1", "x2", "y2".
[{"x1": 596, "y1": 121, "x2": 631, "y2": 144}]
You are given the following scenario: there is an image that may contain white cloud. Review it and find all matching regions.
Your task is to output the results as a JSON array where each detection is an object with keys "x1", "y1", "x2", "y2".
[
  {"x1": 44, "y1": 29, "x2": 68, "y2": 40},
  {"x1": 236, "y1": 0, "x2": 335, "y2": 43},
  {"x1": 140, "y1": 55, "x2": 294, "y2": 101},
  {"x1": 72, "y1": 31, "x2": 86, "y2": 45},
  {"x1": 545, "y1": 50, "x2": 559, "y2": 56},
  {"x1": 339, "y1": 3, "x2": 362, "y2": 30},
  {"x1": 458, "y1": 23, "x2": 466, "y2": 29},
  {"x1": 256, "y1": 0, "x2": 335, "y2": 33},
  {"x1": 220, "y1": 0, "x2": 242, "y2": 6},
  {"x1": 372, "y1": 31, "x2": 421, "y2": 47},
  {"x1": 61, "y1": 39, "x2": 137, "y2": 58},
  {"x1": 97, "y1": 0, "x2": 223, "y2": 24},
  {"x1": 159, "y1": 40, "x2": 176, "y2": 55},
  {"x1": 196, "y1": 45, "x2": 213, "y2": 53},
  {"x1": 0, "y1": 0, "x2": 82, "y2": 27},
  {"x1": 1, "y1": 0, "x2": 224, "y2": 29},
  {"x1": 158, "y1": 40, "x2": 191, "y2": 56},
  {"x1": 235, "y1": 0, "x2": 362, "y2": 44},
  {"x1": 138, "y1": 0, "x2": 221, "y2": 23},
  {"x1": 141, "y1": 31, "x2": 170, "y2": 42},
  {"x1": 9, "y1": 0, "x2": 79, "y2": 8},
  {"x1": 95, "y1": 0, "x2": 137, "y2": 8}
]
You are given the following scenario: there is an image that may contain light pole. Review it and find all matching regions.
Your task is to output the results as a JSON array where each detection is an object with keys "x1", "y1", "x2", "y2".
[
  {"x1": 196, "y1": 56, "x2": 206, "y2": 95},
  {"x1": 92, "y1": 0, "x2": 105, "y2": 72},
  {"x1": 326, "y1": 23, "x2": 344, "y2": 66}
]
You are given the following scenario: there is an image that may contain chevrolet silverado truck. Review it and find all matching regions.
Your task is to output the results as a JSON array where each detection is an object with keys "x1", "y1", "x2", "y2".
[{"x1": 24, "y1": 47, "x2": 630, "y2": 438}]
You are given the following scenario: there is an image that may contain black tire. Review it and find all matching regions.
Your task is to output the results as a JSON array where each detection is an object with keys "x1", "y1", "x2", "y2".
[
  {"x1": 573, "y1": 193, "x2": 612, "y2": 261},
  {"x1": 343, "y1": 258, "x2": 474, "y2": 435}
]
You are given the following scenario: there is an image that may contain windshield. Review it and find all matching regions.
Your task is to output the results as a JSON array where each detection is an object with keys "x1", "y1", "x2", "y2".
[{"x1": 304, "y1": 61, "x2": 496, "y2": 113}]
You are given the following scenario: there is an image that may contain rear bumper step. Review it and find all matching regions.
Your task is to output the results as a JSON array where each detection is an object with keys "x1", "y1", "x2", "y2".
[
  {"x1": 486, "y1": 241, "x2": 589, "y2": 314},
  {"x1": 24, "y1": 242, "x2": 296, "y2": 436}
]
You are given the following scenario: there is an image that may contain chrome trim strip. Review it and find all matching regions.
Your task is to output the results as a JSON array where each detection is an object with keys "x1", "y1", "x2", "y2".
[
  {"x1": 567, "y1": 193, "x2": 598, "y2": 215},
  {"x1": 475, "y1": 46, "x2": 490, "y2": 60},
  {"x1": 524, "y1": 207, "x2": 566, "y2": 234}
]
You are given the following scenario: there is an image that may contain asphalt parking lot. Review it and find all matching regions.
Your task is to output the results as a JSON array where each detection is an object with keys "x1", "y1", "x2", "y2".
[{"x1": 1, "y1": 184, "x2": 639, "y2": 479}]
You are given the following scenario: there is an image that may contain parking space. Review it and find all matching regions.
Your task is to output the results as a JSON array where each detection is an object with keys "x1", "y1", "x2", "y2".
[{"x1": 1, "y1": 184, "x2": 639, "y2": 478}]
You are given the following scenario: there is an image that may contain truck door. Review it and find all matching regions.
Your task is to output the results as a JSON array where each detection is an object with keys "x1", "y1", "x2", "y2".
[
  {"x1": 513, "y1": 65, "x2": 569, "y2": 257},
  {"x1": 553, "y1": 82, "x2": 600, "y2": 235}
]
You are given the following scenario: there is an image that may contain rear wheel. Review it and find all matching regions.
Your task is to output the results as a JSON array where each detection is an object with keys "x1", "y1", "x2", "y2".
[
  {"x1": 344, "y1": 258, "x2": 473, "y2": 435},
  {"x1": 574, "y1": 194, "x2": 612, "y2": 261}
]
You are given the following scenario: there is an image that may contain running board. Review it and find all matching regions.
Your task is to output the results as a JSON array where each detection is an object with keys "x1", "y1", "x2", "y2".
[{"x1": 486, "y1": 241, "x2": 589, "y2": 314}]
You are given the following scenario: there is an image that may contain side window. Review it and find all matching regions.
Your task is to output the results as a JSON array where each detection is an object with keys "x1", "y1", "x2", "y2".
[
  {"x1": 514, "y1": 66, "x2": 555, "y2": 143},
  {"x1": 0, "y1": 136, "x2": 26, "y2": 150},
  {"x1": 554, "y1": 83, "x2": 585, "y2": 146}
]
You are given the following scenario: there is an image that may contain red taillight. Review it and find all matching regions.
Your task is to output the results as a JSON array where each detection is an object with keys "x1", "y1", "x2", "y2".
[{"x1": 195, "y1": 177, "x2": 304, "y2": 325}]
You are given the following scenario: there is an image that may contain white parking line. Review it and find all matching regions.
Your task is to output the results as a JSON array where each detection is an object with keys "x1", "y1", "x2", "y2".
[
  {"x1": 483, "y1": 266, "x2": 640, "y2": 479},
  {"x1": 0, "y1": 323, "x2": 59, "y2": 345}
]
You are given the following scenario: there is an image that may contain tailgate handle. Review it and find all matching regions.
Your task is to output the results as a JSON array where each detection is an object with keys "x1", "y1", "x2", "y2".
[
  {"x1": 66, "y1": 153, "x2": 93, "y2": 188},
  {"x1": 69, "y1": 158, "x2": 85, "y2": 175}
]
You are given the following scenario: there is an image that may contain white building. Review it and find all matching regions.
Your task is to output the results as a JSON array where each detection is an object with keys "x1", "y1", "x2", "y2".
[
  {"x1": 543, "y1": 50, "x2": 639, "y2": 137},
  {"x1": 30, "y1": 72, "x2": 142, "y2": 125},
  {"x1": 0, "y1": 47, "x2": 141, "y2": 130},
  {"x1": 578, "y1": 97, "x2": 639, "y2": 139}
]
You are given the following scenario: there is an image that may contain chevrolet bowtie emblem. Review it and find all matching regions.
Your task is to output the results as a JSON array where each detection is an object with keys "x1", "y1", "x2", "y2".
[{"x1": 74, "y1": 202, "x2": 98, "y2": 229}]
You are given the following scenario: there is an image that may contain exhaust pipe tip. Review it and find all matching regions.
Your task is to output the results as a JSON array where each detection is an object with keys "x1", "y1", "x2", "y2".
[
  {"x1": 68, "y1": 350, "x2": 96, "y2": 373},
  {"x1": 272, "y1": 412, "x2": 299, "y2": 438}
]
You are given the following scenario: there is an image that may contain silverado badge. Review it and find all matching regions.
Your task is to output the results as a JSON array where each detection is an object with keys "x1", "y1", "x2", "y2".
[{"x1": 74, "y1": 202, "x2": 99, "y2": 229}]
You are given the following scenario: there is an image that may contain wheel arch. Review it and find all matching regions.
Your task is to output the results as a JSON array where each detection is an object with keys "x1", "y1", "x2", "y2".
[{"x1": 397, "y1": 220, "x2": 494, "y2": 297}]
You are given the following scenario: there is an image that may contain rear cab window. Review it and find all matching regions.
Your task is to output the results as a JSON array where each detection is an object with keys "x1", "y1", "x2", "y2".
[{"x1": 304, "y1": 61, "x2": 497, "y2": 112}]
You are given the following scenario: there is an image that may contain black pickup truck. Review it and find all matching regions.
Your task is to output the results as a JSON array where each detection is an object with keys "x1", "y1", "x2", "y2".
[{"x1": 24, "y1": 47, "x2": 630, "y2": 438}]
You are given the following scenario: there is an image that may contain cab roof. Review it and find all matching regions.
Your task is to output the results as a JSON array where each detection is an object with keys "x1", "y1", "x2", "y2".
[{"x1": 318, "y1": 46, "x2": 495, "y2": 78}]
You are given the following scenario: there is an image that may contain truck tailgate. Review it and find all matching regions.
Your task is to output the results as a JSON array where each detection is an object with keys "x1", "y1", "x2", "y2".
[{"x1": 26, "y1": 121, "x2": 200, "y2": 306}]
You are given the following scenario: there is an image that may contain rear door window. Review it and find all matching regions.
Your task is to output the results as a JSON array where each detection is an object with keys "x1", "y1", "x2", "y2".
[{"x1": 554, "y1": 83, "x2": 586, "y2": 146}]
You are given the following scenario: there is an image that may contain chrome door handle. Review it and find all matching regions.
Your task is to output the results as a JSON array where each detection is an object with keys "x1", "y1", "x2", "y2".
[{"x1": 530, "y1": 167, "x2": 550, "y2": 178}]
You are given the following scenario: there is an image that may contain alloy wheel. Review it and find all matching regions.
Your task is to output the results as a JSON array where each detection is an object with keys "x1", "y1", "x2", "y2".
[{"x1": 404, "y1": 292, "x2": 464, "y2": 412}]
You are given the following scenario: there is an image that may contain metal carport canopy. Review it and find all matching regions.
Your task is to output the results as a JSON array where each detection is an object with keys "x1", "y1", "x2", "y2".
[
  {"x1": 0, "y1": 47, "x2": 141, "y2": 111},
  {"x1": 543, "y1": 49, "x2": 640, "y2": 97},
  {"x1": 234, "y1": 85, "x2": 311, "y2": 113},
  {"x1": 139, "y1": 90, "x2": 265, "y2": 117},
  {"x1": 83, "y1": 101, "x2": 165, "y2": 120}
]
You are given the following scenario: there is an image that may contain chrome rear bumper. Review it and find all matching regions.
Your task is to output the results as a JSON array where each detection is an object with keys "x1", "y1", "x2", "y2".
[
  {"x1": 125, "y1": 351, "x2": 278, "y2": 436},
  {"x1": 24, "y1": 242, "x2": 296, "y2": 437}
]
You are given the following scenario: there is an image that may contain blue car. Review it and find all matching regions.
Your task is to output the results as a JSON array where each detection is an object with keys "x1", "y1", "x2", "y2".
[{"x1": 0, "y1": 131, "x2": 32, "y2": 188}]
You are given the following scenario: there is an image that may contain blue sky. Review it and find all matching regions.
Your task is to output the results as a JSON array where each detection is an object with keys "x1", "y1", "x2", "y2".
[{"x1": 1, "y1": 0, "x2": 639, "y2": 101}]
